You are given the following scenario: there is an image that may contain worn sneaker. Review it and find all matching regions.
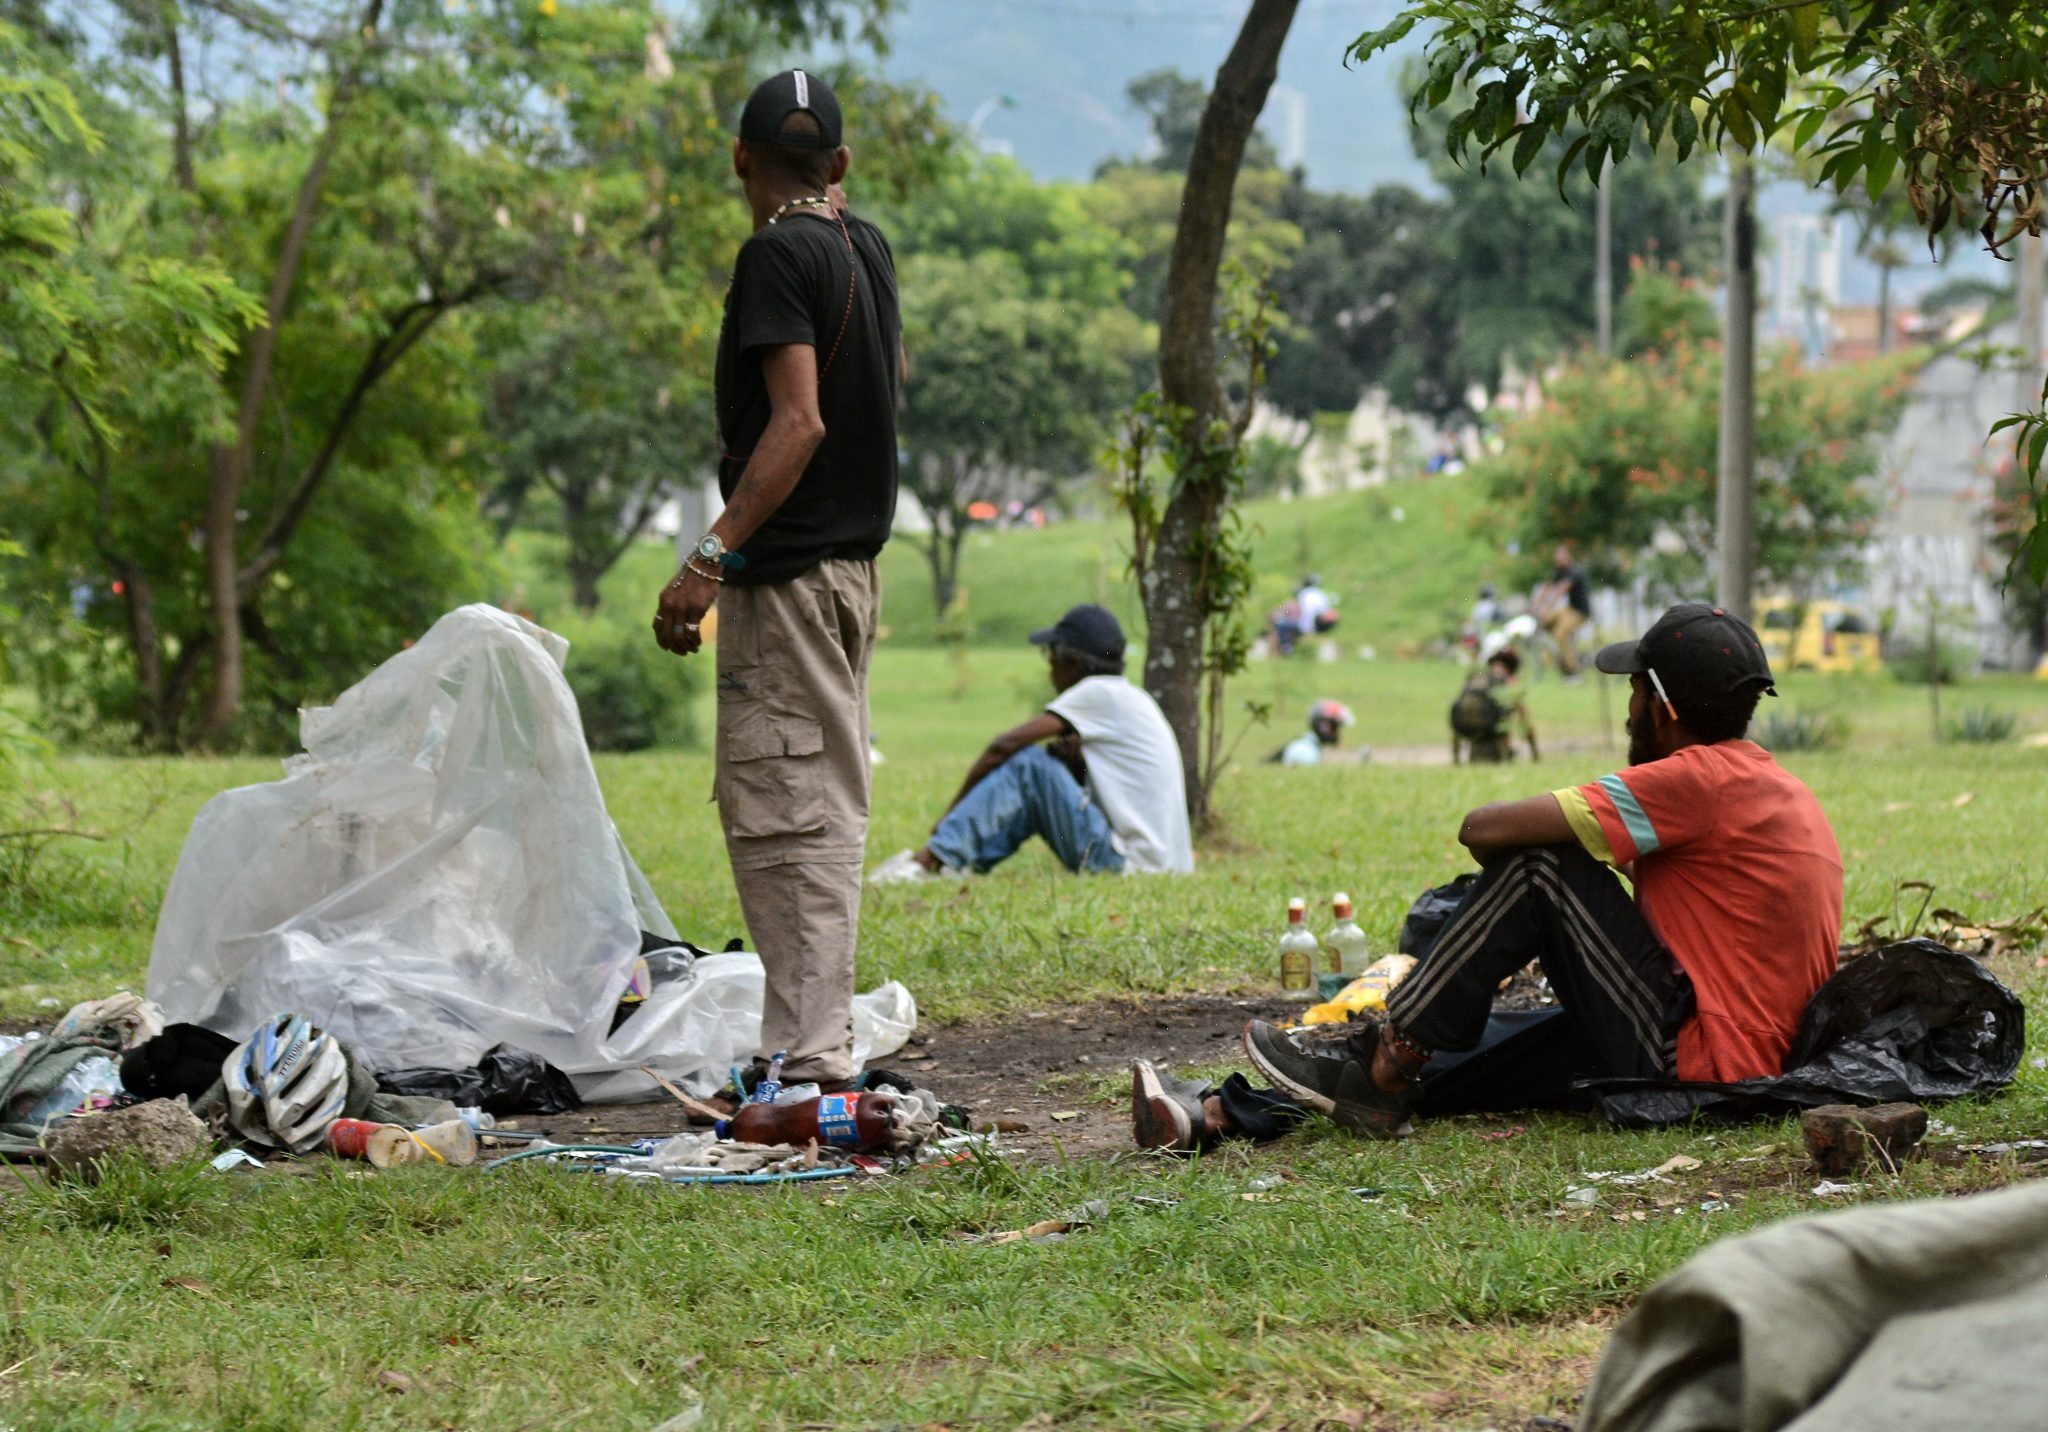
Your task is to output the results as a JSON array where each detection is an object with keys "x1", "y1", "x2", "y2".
[
  {"x1": 1241, "y1": 1019, "x2": 1416, "y2": 1139},
  {"x1": 868, "y1": 849, "x2": 943, "y2": 885},
  {"x1": 1130, "y1": 1059, "x2": 1209, "y2": 1153}
]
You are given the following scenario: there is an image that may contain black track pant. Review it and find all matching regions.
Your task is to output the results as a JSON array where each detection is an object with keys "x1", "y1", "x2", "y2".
[
  {"x1": 1222, "y1": 845, "x2": 1695, "y2": 1134},
  {"x1": 1390, "y1": 843, "x2": 1693, "y2": 1084}
]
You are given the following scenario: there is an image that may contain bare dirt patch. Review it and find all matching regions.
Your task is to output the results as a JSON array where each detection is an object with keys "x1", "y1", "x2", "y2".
[{"x1": 525, "y1": 992, "x2": 1309, "y2": 1157}]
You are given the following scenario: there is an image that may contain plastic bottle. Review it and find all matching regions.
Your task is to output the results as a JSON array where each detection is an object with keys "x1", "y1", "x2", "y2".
[
  {"x1": 1323, "y1": 893, "x2": 1370, "y2": 977},
  {"x1": 715, "y1": 1091, "x2": 899, "y2": 1150},
  {"x1": 1278, "y1": 897, "x2": 1318, "y2": 999}
]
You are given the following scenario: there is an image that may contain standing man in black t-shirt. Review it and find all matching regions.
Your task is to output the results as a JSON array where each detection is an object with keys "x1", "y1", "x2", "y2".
[
  {"x1": 652, "y1": 69, "x2": 902, "y2": 1101},
  {"x1": 1534, "y1": 544, "x2": 1592, "y2": 680}
]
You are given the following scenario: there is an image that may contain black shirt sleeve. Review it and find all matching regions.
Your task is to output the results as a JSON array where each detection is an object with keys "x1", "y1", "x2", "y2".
[{"x1": 732, "y1": 235, "x2": 820, "y2": 356}]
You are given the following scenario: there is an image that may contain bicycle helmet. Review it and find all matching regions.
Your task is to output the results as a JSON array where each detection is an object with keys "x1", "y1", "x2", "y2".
[
  {"x1": 223, "y1": 1014, "x2": 349, "y2": 1154},
  {"x1": 1308, "y1": 699, "x2": 1355, "y2": 731}
]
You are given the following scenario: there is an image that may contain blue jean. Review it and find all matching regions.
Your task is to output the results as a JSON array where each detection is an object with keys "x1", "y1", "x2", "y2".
[{"x1": 928, "y1": 746, "x2": 1126, "y2": 874}]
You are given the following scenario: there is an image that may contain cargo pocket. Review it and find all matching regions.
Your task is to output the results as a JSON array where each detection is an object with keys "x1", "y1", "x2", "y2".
[{"x1": 719, "y1": 714, "x2": 829, "y2": 840}]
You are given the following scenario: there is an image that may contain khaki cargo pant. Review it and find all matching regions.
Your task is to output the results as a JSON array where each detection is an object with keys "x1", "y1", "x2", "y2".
[{"x1": 714, "y1": 558, "x2": 879, "y2": 1083}]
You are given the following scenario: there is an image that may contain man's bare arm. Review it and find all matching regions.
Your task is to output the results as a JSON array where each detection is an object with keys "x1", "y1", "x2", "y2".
[
  {"x1": 936, "y1": 712, "x2": 1068, "y2": 826},
  {"x1": 1458, "y1": 793, "x2": 1573, "y2": 865},
  {"x1": 711, "y1": 344, "x2": 824, "y2": 551}
]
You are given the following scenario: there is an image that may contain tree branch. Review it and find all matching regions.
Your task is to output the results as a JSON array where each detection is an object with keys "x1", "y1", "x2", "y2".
[{"x1": 235, "y1": 290, "x2": 459, "y2": 592}]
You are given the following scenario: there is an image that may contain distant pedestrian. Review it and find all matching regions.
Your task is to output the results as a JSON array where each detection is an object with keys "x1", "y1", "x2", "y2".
[
  {"x1": 869, "y1": 605, "x2": 1193, "y2": 882},
  {"x1": 1274, "y1": 699, "x2": 1354, "y2": 766},
  {"x1": 652, "y1": 68, "x2": 902, "y2": 1104},
  {"x1": 1449, "y1": 649, "x2": 1536, "y2": 764},
  {"x1": 1533, "y1": 545, "x2": 1591, "y2": 679}
]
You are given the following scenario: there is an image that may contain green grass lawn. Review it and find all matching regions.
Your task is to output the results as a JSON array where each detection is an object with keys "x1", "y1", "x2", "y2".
[
  {"x1": 511, "y1": 474, "x2": 1507, "y2": 656},
  {"x1": 4, "y1": 652, "x2": 2048, "y2": 1429}
]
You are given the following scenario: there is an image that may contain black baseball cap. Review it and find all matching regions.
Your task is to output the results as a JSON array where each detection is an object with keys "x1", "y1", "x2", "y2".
[
  {"x1": 739, "y1": 69, "x2": 843, "y2": 149},
  {"x1": 1030, "y1": 604, "x2": 1125, "y2": 665},
  {"x1": 1595, "y1": 603, "x2": 1777, "y2": 710}
]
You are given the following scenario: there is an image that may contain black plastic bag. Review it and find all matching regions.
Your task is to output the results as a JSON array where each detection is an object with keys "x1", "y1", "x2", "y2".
[
  {"x1": 375, "y1": 1043, "x2": 582, "y2": 1115},
  {"x1": 121, "y1": 1023, "x2": 238, "y2": 1103},
  {"x1": 1399, "y1": 874, "x2": 1478, "y2": 956},
  {"x1": 1593, "y1": 939, "x2": 2025, "y2": 1127}
]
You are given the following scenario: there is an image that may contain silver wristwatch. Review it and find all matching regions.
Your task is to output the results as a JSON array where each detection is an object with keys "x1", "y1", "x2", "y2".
[{"x1": 694, "y1": 532, "x2": 746, "y2": 570}]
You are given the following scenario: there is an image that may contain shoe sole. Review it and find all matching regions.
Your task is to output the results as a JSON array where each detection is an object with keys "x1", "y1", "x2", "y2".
[
  {"x1": 1240, "y1": 1022, "x2": 1411, "y2": 1139},
  {"x1": 1240, "y1": 1023, "x2": 1338, "y2": 1116},
  {"x1": 1131, "y1": 1061, "x2": 1194, "y2": 1151}
]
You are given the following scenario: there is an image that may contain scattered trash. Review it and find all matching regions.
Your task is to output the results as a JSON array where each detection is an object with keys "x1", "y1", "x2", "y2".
[
  {"x1": 367, "y1": 1119, "x2": 478, "y2": 1168},
  {"x1": 962, "y1": 1199, "x2": 1108, "y2": 1246},
  {"x1": 1565, "y1": 1186, "x2": 1600, "y2": 1205},
  {"x1": 374, "y1": 1370, "x2": 415, "y2": 1395},
  {"x1": 1302, "y1": 954, "x2": 1418, "y2": 1026},
  {"x1": 1399, "y1": 875, "x2": 1477, "y2": 957},
  {"x1": 375, "y1": 1044, "x2": 582, "y2": 1116},
  {"x1": 209, "y1": 1148, "x2": 264, "y2": 1172},
  {"x1": 1801, "y1": 1102, "x2": 1928, "y2": 1176},
  {"x1": 45, "y1": 1098, "x2": 209, "y2": 1179},
  {"x1": 2033, "y1": 1058, "x2": 2047, "y2": 1071},
  {"x1": 1246, "y1": 1174, "x2": 1286, "y2": 1192},
  {"x1": 51, "y1": 993, "x2": 164, "y2": 1050},
  {"x1": 648, "y1": 1403, "x2": 705, "y2": 1432},
  {"x1": 1349, "y1": 1186, "x2": 1384, "y2": 1201},
  {"x1": 1811, "y1": 1180, "x2": 1864, "y2": 1197},
  {"x1": 1048, "y1": 1110, "x2": 1080, "y2": 1123},
  {"x1": 1963, "y1": 1139, "x2": 2048, "y2": 1158},
  {"x1": 1698, "y1": 1199, "x2": 1730, "y2": 1213},
  {"x1": 1476, "y1": 1124, "x2": 1529, "y2": 1142}
]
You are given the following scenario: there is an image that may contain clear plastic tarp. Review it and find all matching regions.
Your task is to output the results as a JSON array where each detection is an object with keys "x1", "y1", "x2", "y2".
[{"x1": 146, "y1": 605, "x2": 913, "y2": 1101}]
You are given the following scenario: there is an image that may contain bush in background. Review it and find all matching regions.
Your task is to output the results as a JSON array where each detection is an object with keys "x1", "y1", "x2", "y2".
[
  {"x1": 555, "y1": 617, "x2": 697, "y2": 753},
  {"x1": 1943, "y1": 705, "x2": 2017, "y2": 744},
  {"x1": 1757, "y1": 708, "x2": 1850, "y2": 753}
]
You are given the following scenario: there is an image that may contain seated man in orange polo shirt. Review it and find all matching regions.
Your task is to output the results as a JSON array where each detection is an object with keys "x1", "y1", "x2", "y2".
[{"x1": 1134, "y1": 604, "x2": 1843, "y2": 1150}]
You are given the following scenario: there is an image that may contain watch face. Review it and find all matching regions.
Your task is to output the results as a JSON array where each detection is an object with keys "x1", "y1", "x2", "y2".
[{"x1": 696, "y1": 535, "x2": 720, "y2": 559}]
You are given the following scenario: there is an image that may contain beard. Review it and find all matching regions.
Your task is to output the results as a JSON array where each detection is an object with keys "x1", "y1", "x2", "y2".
[{"x1": 1626, "y1": 707, "x2": 1659, "y2": 767}]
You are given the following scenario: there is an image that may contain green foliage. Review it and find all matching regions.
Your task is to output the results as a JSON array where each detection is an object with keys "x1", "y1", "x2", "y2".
[
  {"x1": 1889, "y1": 634, "x2": 1973, "y2": 686},
  {"x1": 554, "y1": 613, "x2": 697, "y2": 753},
  {"x1": 1944, "y1": 704, "x2": 2018, "y2": 744},
  {"x1": 1351, "y1": 1, "x2": 2048, "y2": 257},
  {"x1": 1614, "y1": 262, "x2": 1719, "y2": 359},
  {"x1": 20, "y1": 1154, "x2": 216, "y2": 1233},
  {"x1": 1482, "y1": 343, "x2": 1913, "y2": 599},
  {"x1": 882, "y1": 158, "x2": 1150, "y2": 616},
  {"x1": 1756, "y1": 708, "x2": 1850, "y2": 753}
]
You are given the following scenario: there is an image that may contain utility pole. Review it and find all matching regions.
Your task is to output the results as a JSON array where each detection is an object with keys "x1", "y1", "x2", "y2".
[
  {"x1": 2017, "y1": 228, "x2": 2043, "y2": 412},
  {"x1": 1716, "y1": 153, "x2": 1757, "y2": 622},
  {"x1": 1595, "y1": 156, "x2": 1614, "y2": 358}
]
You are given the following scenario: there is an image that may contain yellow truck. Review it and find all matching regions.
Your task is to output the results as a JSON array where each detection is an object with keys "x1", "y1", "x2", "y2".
[{"x1": 1755, "y1": 597, "x2": 1883, "y2": 674}]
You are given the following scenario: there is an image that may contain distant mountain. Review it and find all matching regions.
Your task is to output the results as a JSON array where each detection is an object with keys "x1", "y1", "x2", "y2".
[{"x1": 874, "y1": 0, "x2": 1435, "y2": 194}]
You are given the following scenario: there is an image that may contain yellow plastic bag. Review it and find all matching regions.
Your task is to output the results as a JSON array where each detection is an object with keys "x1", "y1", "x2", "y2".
[{"x1": 1302, "y1": 954, "x2": 1418, "y2": 1025}]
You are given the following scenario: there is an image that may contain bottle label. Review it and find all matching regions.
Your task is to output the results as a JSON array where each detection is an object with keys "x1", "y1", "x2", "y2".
[{"x1": 816, "y1": 1093, "x2": 860, "y2": 1146}]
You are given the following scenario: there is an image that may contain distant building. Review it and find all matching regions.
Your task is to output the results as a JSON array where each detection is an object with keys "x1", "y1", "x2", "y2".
[
  {"x1": 1764, "y1": 213, "x2": 1844, "y2": 361},
  {"x1": 1863, "y1": 316, "x2": 2036, "y2": 668}
]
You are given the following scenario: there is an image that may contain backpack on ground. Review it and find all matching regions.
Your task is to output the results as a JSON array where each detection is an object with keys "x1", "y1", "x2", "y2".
[{"x1": 1449, "y1": 674, "x2": 1508, "y2": 739}]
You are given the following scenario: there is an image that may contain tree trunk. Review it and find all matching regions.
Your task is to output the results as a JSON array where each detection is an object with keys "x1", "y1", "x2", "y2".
[
  {"x1": 1876, "y1": 262, "x2": 1892, "y2": 356},
  {"x1": 1139, "y1": 0, "x2": 1298, "y2": 822},
  {"x1": 199, "y1": 0, "x2": 385, "y2": 746}
]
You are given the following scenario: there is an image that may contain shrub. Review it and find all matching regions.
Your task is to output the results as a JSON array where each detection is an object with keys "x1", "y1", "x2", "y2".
[
  {"x1": 1888, "y1": 636, "x2": 1973, "y2": 686},
  {"x1": 1943, "y1": 705, "x2": 2016, "y2": 744},
  {"x1": 1756, "y1": 709, "x2": 1849, "y2": 752},
  {"x1": 554, "y1": 616, "x2": 698, "y2": 753}
]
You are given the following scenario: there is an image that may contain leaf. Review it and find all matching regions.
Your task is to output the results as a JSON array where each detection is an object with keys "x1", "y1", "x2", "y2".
[
  {"x1": 1864, "y1": 144, "x2": 1897, "y2": 201},
  {"x1": 1349, "y1": 14, "x2": 1417, "y2": 63},
  {"x1": 1556, "y1": 133, "x2": 1592, "y2": 198},
  {"x1": 1511, "y1": 120, "x2": 1548, "y2": 176},
  {"x1": 1670, "y1": 102, "x2": 1698, "y2": 161},
  {"x1": 1793, "y1": 106, "x2": 1827, "y2": 151},
  {"x1": 1790, "y1": 2, "x2": 1822, "y2": 66}
]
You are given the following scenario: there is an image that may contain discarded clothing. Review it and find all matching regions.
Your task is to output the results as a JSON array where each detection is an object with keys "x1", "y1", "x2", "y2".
[
  {"x1": 121, "y1": 1023, "x2": 238, "y2": 1104},
  {"x1": 1, "y1": 1028, "x2": 125, "y2": 1155},
  {"x1": 375, "y1": 1043, "x2": 581, "y2": 1116},
  {"x1": 1590, "y1": 939, "x2": 2024, "y2": 1127},
  {"x1": 1580, "y1": 1178, "x2": 2048, "y2": 1432},
  {"x1": 1398, "y1": 874, "x2": 1476, "y2": 956}
]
